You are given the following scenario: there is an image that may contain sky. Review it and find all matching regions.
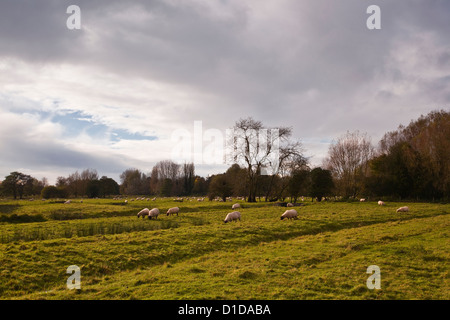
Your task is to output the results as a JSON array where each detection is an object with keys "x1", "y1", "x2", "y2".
[{"x1": 0, "y1": 0, "x2": 449, "y2": 185}]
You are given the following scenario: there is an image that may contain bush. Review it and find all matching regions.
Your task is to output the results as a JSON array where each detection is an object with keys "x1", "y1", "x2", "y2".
[{"x1": 41, "y1": 186, "x2": 68, "y2": 199}]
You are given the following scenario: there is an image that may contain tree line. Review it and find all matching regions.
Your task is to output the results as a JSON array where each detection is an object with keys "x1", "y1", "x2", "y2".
[{"x1": 0, "y1": 110, "x2": 448, "y2": 201}]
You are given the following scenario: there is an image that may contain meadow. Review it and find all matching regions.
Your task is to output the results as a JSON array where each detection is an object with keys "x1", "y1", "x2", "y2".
[{"x1": 0, "y1": 197, "x2": 448, "y2": 300}]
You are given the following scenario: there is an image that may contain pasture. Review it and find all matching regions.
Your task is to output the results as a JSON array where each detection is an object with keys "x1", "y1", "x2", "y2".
[{"x1": 0, "y1": 197, "x2": 448, "y2": 300}]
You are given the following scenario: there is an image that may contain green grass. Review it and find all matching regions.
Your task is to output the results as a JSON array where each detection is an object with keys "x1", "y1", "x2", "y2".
[{"x1": 0, "y1": 198, "x2": 448, "y2": 299}]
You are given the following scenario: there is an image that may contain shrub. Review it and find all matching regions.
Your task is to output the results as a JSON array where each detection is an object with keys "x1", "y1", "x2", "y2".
[{"x1": 41, "y1": 186, "x2": 68, "y2": 199}]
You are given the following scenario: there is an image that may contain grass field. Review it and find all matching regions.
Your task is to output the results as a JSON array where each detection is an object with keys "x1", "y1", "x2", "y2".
[{"x1": 0, "y1": 198, "x2": 448, "y2": 300}]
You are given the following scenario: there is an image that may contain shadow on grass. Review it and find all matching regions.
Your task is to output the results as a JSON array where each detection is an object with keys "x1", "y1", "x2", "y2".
[{"x1": 0, "y1": 204, "x2": 21, "y2": 214}]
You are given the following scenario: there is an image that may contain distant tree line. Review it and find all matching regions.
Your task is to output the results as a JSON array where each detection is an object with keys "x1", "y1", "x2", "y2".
[{"x1": 0, "y1": 111, "x2": 448, "y2": 201}]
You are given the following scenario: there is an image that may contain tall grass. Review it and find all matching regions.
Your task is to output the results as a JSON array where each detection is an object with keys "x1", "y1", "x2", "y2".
[{"x1": 0, "y1": 219, "x2": 179, "y2": 243}]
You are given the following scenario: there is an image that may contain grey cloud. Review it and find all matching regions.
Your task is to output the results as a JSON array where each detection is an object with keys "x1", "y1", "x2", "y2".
[{"x1": 0, "y1": 0, "x2": 449, "y2": 178}]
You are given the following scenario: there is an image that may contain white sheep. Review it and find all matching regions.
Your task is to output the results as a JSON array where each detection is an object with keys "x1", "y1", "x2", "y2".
[
  {"x1": 137, "y1": 208, "x2": 150, "y2": 218},
  {"x1": 378, "y1": 201, "x2": 385, "y2": 206},
  {"x1": 224, "y1": 211, "x2": 241, "y2": 223},
  {"x1": 166, "y1": 207, "x2": 180, "y2": 216},
  {"x1": 148, "y1": 208, "x2": 160, "y2": 220},
  {"x1": 152, "y1": 197, "x2": 156, "y2": 201},
  {"x1": 64, "y1": 200, "x2": 71, "y2": 204},
  {"x1": 286, "y1": 203, "x2": 294, "y2": 207},
  {"x1": 281, "y1": 209, "x2": 298, "y2": 220},
  {"x1": 232, "y1": 203, "x2": 241, "y2": 209},
  {"x1": 396, "y1": 206, "x2": 409, "y2": 213},
  {"x1": 360, "y1": 198, "x2": 366, "y2": 202}
]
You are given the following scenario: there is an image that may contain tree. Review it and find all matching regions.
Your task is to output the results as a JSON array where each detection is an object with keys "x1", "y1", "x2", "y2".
[
  {"x1": 207, "y1": 174, "x2": 233, "y2": 201},
  {"x1": 152, "y1": 160, "x2": 181, "y2": 195},
  {"x1": 182, "y1": 162, "x2": 195, "y2": 195},
  {"x1": 160, "y1": 178, "x2": 173, "y2": 197},
  {"x1": 192, "y1": 176, "x2": 207, "y2": 195},
  {"x1": 309, "y1": 167, "x2": 334, "y2": 202},
  {"x1": 2, "y1": 172, "x2": 33, "y2": 199},
  {"x1": 288, "y1": 168, "x2": 310, "y2": 203},
  {"x1": 324, "y1": 131, "x2": 374, "y2": 198},
  {"x1": 366, "y1": 110, "x2": 450, "y2": 200},
  {"x1": 98, "y1": 176, "x2": 120, "y2": 197},
  {"x1": 41, "y1": 185, "x2": 68, "y2": 199},
  {"x1": 120, "y1": 168, "x2": 150, "y2": 195},
  {"x1": 224, "y1": 164, "x2": 247, "y2": 197},
  {"x1": 227, "y1": 117, "x2": 304, "y2": 202}
]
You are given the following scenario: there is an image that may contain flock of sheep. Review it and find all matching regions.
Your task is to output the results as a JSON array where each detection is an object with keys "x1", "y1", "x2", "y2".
[
  {"x1": 136, "y1": 206, "x2": 180, "y2": 219},
  {"x1": 60, "y1": 196, "x2": 409, "y2": 222},
  {"x1": 133, "y1": 199, "x2": 409, "y2": 223}
]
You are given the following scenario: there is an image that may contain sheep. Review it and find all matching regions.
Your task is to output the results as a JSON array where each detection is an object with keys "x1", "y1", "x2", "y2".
[
  {"x1": 152, "y1": 197, "x2": 156, "y2": 201},
  {"x1": 166, "y1": 207, "x2": 179, "y2": 216},
  {"x1": 64, "y1": 200, "x2": 71, "y2": 204},
  {"x1": 286, "y1": 203, "x2": 294, "y2": 207},
  {"x1": 280, "y1": 209, "x2": 298, "y2": 220},
  {"x1": 124, "y1": 200, "x2": 128, "y2": 204},
  {"x1": 224, "y1": 211, "x2": 241, "y2": 223},
  {"x1": 396, "y1": 206, "x2": 409, "y2": 213},
  {"x1": 232, "y1": 203, "x2": 241, "y2": 209},
  {"x1": 360, "y1": 198, "x2": 366, "y2": 202},
  {"x1": 378, "y1": 200, "x2": 385, "y2": 206},
  {"x1": 137, "y1": 208, "x2": 150, "y2": 218},
  {"x1": 148, "y1": 208, "x2": 160, "y2": 220}
]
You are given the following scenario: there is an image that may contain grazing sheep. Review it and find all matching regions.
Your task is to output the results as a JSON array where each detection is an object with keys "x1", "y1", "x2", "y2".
[
  {"x1": 148, "y1": 208, "x2": 160, "y2": 220},
  {"x1": 137, "y1": 208, "x2": 150, "y2": 218},
  {"x1": 360, "y1": 198, "x2": 366, "y2": 202},
  {"x1": 124, "y1": 200, "x2": 128, "y2": 204},
  {"x1": 64, "y1": 200, "x2": 71, "y2": 204},
  {"x1": 281, "y1": 209, "x2": 298, "y2": 220},
  {"x1": 378, "y1": 201, "x2": 385, "y2": 206},
  {"x1": 224, "y1": 211, "x2": 241, "y2": 223},
  {"x1": 396, "y1": 206, "x2": 409, "y2": 213},
  {"x1": 232, "y1": 203, "x2": 241, "y2": 209},
  {"x1": 286, "y1": 203, "x2": 294, "y2": 207},
  {"x1": 166, "y1": 207, "x2": 179, "y2": 216}
]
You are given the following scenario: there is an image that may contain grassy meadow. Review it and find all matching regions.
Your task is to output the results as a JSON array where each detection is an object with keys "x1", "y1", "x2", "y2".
[{"x1": 0, "y1": 197, "x2": 448, "y2": 300}]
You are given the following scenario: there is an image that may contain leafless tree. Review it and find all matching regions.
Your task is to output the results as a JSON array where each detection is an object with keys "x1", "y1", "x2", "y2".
[
  {"x1": 227, "y1": 117, "x2": 305, "y2": 202},
  {"x1": 324, "y1": 130, "x2": 374, "y2": 198}
]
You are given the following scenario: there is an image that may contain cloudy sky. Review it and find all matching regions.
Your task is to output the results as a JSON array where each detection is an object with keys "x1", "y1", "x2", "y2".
[{"x1": 1, "y1": 0, "x2": 449, "y2": 184}]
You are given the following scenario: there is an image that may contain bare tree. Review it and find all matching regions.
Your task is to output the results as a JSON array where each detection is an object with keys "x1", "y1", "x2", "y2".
[
  {"x1": 154, "y1": 160, "x2": 180, "y2": 182},
  {"x1": 227, "y1": 117, "x2": 304, "y2": 202},
  {"x1": 324, "y1": 130, "x2": 374, "y2": 198}
]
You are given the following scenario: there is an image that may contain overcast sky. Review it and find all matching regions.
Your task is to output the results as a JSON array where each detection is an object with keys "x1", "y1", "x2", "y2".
[{"x1": 1, "y1": 0, "x2": 449, "y2": 184}]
